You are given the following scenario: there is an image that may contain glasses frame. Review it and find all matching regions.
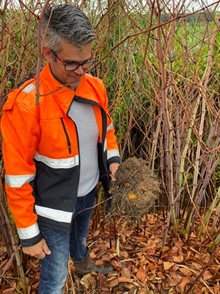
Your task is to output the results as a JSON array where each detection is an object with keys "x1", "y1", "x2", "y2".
[{"x1": 51, "y1": 49, "x2": 95, "y2": 72}]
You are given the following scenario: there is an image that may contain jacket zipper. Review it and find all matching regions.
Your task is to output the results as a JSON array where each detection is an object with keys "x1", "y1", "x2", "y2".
[{"x1": 60, "y1": 118, "x2": 72, "y2": 154}]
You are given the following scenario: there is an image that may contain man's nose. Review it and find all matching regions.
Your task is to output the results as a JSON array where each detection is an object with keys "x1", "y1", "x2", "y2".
[{"x1": 74, "y1": 65, "x2": 84, "y2": 75}]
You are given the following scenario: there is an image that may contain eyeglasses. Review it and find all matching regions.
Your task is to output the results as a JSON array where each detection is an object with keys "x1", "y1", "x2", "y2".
[{"x1": 51, "y1": 50, "x2": 95, "y2": 72}]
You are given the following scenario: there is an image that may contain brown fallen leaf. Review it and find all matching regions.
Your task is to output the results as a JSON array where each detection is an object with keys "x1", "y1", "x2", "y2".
[
  {"x1": 92, "y1": 229, "x2": 100, "y2": 237},
  {"x1": 177, "y1": 276, "x2": 191, "y2": 293},
  {"x1": 0, "y1": 246, "x2": 7, "y2": 255},
  {"x1": 121, "y1": 267, "x2": 132, "y2": 278},
  {"x1": 118, "y1": 276, "x2": 134, "y2": 284},
  {"x1": 120, "y1": 250, "x2": 129, "y2": 258},
  {"x1": 28, "y1": 258, "x2": 39, "y2": 271},
  {"x1": 202, "y1": 270, "x2": 213, "y2": 281},
  {"x1": 80, "y1": 273, "x2": 96, "y2": 290},
  {"x1": 173, "y1": 255, "x2": 184, "y2": 263},
  {"x1": 200, "y1": 254, "x2": 210, "y2": 263},
  {"x1": 97, "y1": 272, "x2": 107, "y2": 289},
  {"x1": 108, "y1": 275, "x2": 134, "y2": 289},
  {"x1": 1, "y1": 258, "x2": 13, "y2": 276},
  {"x1": 31, "y1": 282, "x2": 39, "y2": 290},
  {"x1": 101, "y1": 254, "x2": 111, "y2": 261},
  {"x1": 136, "y1": 268, "x2": 147, "y2": 283},
  {"x1": 125, "y1": 245, "x2": 135, "y2": 251},
  {"x1": 110, "y1": 259, "x2": 122, "y2": 271},
  {"x1": 137, "y1": 288, "x2": 148, "y2": 294},
  {"x1": 148, "y1": 262, "x2": 157, "y2": 270},
  {"x1": 191, "y1": 261, "x2": 203, "y2": 270},
  {"x1": 0, "y1": 259, "x2": 8, "y2": 269},
  {"x1": 147, "y1": 215, "x2": 158, "y2": 224},
  {"x1": 128, "y1": 288, "x2": 138, "y2": 294},
  {"x1": 90, "y1": 251, "x2": 96, "y2": 259},
  {"x1": 109, "y1": 277, "x2": 119, "y2": 288},
  {"x1": 163, "y1": 261, "x2": 175, "y2": 270},
  {"x1": 132, "y1": 236, "x2": 148, "y2": 243},
  {"x1": 179, "y1": 267, "x2": 192, "y2": 276},
  {"x1": 2, "y1": 282, "x2": 16, "y2": 293},
  {"x1": 170, "y1": 245, "x2": 179, "y2": 255},
  {"x1": 169, "y1": 271, "x2": 182, "y2": 287},
  {"x1": 107, "y1": 272, "x2": 119, "y2": 279},
  {"x1": 96, "y1": 259, "x2": 104, "y2": 266},
  {"x1": 161, "y1": 246, "x2": 170, "y2": 253},
  {"x1": 201, "y1": 286, "x2": 211, "y2": 293},
  {"x1": 146, "y1": 248, "x2": 156, "y2": 256},
  {"x1": 147, "y1": 271, "x2": 156, "y2": 281}
]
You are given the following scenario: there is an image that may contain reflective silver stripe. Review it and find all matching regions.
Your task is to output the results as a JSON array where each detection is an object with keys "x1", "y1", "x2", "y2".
[
  {"x1": 35, "y1": 205, "x2": 73, "y2": 223},
  {"x1": 104, "y1": 139, "x2": 107, "y2": 152},
  {"x1": 5, "y1": 174, "x2": 35, "y2": 188},
  {"x1": 18, "y1": 223, "x2": 40, "y2": 240},
  {"x1": 107, "y1": 149, "x2": 120, "y2": 160},
  {"x1": 107, "y1": 123, "x2": 114, "y2": 131},
  {"x1": 34, "y1": 152, "x2": 79, "y2": 169},
  {"x1": 22, "y1": 84, "x2": 35, "y2": 93}
]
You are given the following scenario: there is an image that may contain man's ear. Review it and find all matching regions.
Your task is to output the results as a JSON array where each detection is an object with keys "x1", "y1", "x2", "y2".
[{"x1": 42, "y1": 46, "x2": 52, "y2": 61}]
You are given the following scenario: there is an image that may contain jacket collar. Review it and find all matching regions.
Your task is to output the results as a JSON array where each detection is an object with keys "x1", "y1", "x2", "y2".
[{"x1": 40, "y1": 63, "x2": 100, "y2": 114}]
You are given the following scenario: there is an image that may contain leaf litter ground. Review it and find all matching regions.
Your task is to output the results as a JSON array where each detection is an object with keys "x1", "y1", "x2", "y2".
[
  {"x1": 0, "y1": 157, "x2": 219, "y2": 293},
  {"x1": 0, "y1": 214, "x2": 220, "y2": 294},
  {"x1": 1, "y1": 213, "x2": 219, "y2": 293}
]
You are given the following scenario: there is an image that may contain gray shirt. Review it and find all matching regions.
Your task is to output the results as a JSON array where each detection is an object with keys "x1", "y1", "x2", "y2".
[{"x1": 69, "y1": 100, "x2": 99, "y2": 197}]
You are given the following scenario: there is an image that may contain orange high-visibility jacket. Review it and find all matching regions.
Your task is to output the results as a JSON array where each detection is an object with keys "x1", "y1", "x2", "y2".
[{"x1": 1, "y1": 64, "x2": 120, "y2": 247}]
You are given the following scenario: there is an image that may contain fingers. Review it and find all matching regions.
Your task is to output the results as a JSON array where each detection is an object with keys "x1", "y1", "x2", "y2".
[
  {"x1": 22, "y1": 239, "x2": 51, "y2": 259},
  {"x1": 109, "y1": 163, "x2": 120, "y2": 182},
  {"x1": 35, "y1": 251, "x2": 46, "y2": 260},
  {"x1": 110, "y1": 173, "x2": 116, "y2": 181},
  {"x1": 42, "y1": 239, "x2": 51, "y2": 255},
  {"x1": 23, "y1": 247, "x2": 45, "y2": 259}
]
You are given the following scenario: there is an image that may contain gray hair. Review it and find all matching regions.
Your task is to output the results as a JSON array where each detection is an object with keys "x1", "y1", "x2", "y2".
[{"x1": 41, "y1": 4, "x2": 95, "y2": 51}]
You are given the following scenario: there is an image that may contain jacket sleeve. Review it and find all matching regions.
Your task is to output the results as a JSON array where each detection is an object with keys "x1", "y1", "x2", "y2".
[
  {"x1": 101, "y1": 81, "x2": 120, "y2": 165},
  {"x1": 1, "y1": 91, "x2": 42, "y2": 247}
]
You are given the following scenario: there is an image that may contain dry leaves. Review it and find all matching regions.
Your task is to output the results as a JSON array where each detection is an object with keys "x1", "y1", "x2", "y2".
[{"x1": 0, "y1": 213, "x2": 219, "y2": 293}]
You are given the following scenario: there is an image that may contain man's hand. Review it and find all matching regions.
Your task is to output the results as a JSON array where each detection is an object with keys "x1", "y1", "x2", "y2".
[
  {"x1": 22, "y1": 238, "x2": 51, "y2": 259},
  {"x1": 109, "y1": 162, "x2": 120, "y2": 182}
]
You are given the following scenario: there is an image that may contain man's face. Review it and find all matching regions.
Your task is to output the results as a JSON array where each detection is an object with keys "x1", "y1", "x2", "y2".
[{"x1": 43, "y1": 39, "x2": 93, "y2": 89}]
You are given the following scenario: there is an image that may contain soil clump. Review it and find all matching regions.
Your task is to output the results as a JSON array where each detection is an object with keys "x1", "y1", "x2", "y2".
[{"x1": 110, "y1": 157, "x2": 160, "y2": 220}]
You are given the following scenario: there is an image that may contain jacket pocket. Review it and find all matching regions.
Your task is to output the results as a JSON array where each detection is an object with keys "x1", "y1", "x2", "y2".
[{"x1": 60, "y1": 118, "x2": 72, "y2": 154}]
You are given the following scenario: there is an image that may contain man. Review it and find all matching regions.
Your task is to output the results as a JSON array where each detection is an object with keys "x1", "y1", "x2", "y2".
[{"x1": 1, "y1": 4, "x2": 120, "y2": 293}]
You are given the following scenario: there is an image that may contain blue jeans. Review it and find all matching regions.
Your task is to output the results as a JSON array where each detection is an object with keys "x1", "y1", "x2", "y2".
[{"x1": 38, "y1": 188, "x2": 96, "y2": 294}]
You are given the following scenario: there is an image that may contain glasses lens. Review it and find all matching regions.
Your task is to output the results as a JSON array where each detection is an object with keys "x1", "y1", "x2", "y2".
[
  {"x1": 64, "y1": 60, "x2": 95, "y2": 71},
  {"x1": 82, "y1": 60, "x2": 95, "y2": 69},
  {"x1": 65, "y1": 64, "x2": 78, "y2": 71}
]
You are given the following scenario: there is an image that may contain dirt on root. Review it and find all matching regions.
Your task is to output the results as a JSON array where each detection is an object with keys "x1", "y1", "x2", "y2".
[{"x1": 110, "y1": 157, "x2": 160, "y2": 220}]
